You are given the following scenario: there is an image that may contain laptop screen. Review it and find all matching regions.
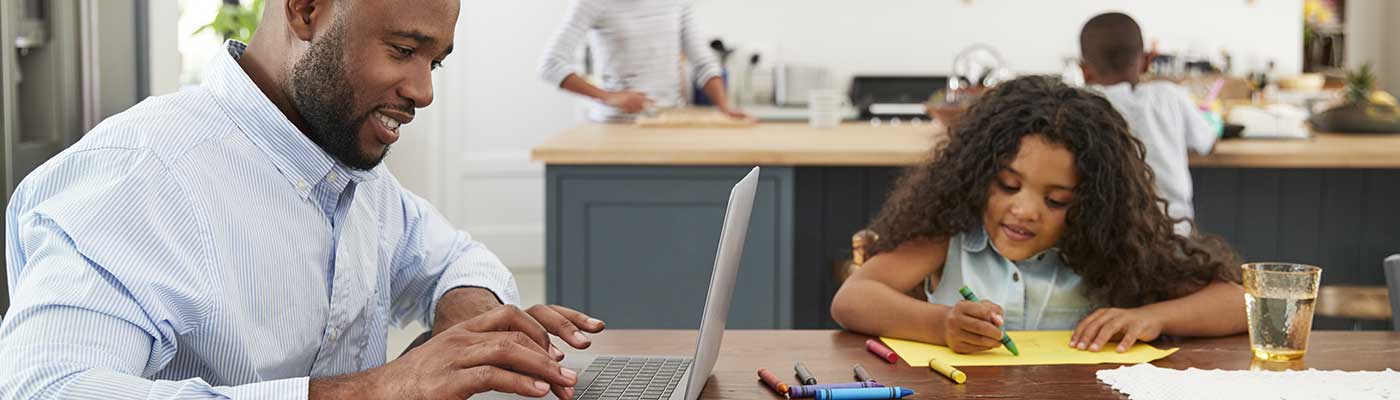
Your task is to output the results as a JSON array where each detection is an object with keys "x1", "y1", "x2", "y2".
[{"x1": 682, "y1": 166, "x2": 759, "y2": 400}]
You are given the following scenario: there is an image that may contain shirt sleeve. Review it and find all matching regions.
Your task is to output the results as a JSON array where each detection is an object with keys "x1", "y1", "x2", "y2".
[
  {"x1": 1176, "y1": 86, "x2": 1217, "y2": 154},
  {"x1": 538, "y1": 0, "x2": 603, "y2": 87},
  {"x1": 387, "y1": 187, "x2": 519, "y2": 328},
  {"x1": 680, "y1": 2, "x2": 723, "y2": 88},
  {"x1": 0, "y1": 148, "x2": 307, "y2": 399}
]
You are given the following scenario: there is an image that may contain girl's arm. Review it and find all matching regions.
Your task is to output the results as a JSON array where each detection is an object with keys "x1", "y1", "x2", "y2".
[
  {"x1": 831, "y1": 237, "x2": 1005, "y2": 352},
  {"x1": 832, "y1": 238, "x2": 949, "y2": 343},
  {"x1": 1071, "y1": 280, "x2": 1246, "y2": 352}
]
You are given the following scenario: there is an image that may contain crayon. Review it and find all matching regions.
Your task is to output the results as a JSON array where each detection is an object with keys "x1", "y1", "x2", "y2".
[
  {"x1": 852, "y1": 364, "x2": 875, "y2": 382},
  {"x1": 865, "y1": 339, "x2": 898, "y2": 363},
  {"x1": 815, "y1": 387, "x2": 915, "y2": 400},
  {"x1": 928, "y1": 357, "x2": 967, "y2": 384},
  {"x1": 788, "y1": 382, "x2": 887, "y2": 398},
  {"x1": 795, "y1": 362, "x2": 818, "y2": 385},
  {"x1": 957, "y1": 286, "x2": 1020, "y2": 356},
  {"x1": 758, "y1": 368, "x2": 789, "y2": 395}
]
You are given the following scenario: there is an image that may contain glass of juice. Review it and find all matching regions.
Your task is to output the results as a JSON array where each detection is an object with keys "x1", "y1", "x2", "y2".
[{"x1": 1242, "y1": 262, "x2": 1322, "y2": 361}]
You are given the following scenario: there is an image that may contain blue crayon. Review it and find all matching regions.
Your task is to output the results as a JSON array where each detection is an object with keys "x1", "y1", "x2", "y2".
[
  {"x1": 788, "y1": 382, "x2": 887, "y2": 398},
  {"x1": 815, "y1": 387, "x2": 914, "y2": 400}
]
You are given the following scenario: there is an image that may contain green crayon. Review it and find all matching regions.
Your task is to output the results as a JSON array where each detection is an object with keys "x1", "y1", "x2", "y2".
[{"x1": 957, "y1": 286, "x2": 1020, "y2": 356}]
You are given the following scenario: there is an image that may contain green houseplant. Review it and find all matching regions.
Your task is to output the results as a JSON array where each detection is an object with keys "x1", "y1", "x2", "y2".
[
  {"x1": 1309, "y1": 62, "x2": 1400, "y2": 134},
  {"x1": 195, "y1": 0, "x2": 264, "y2": 43}
]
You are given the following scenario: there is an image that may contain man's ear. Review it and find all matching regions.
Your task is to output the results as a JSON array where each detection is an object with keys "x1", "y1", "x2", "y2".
[
  {"x1": 1140, "y1": 53, "x2": 1152, "y2": 75},
  {"x1": 285, "y1": 0, "x2": 327, "y2": 42}
]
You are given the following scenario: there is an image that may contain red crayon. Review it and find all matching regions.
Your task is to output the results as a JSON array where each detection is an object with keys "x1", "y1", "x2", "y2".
[
  {"x1": 758, "y1": 368, "x2": 790, "y2": 395},
  {"x1": 866, "y1": 339, "x2": 898, "y2": 364}
]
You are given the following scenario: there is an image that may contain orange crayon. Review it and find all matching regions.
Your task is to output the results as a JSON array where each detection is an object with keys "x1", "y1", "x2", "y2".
[{"x1": 758, "y1": 368, "x2": 790, "y2": 395}]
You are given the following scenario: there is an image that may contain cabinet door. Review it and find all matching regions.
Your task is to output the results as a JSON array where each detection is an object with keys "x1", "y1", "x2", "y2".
[{"x1": 547, "y1": 166, "x2": 793, "y2": 329}]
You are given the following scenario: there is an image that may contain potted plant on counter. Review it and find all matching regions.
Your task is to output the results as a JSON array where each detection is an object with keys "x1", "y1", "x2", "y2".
[{"x1": 1308, "y1": 63, "x2": 1400, "y2": 134}]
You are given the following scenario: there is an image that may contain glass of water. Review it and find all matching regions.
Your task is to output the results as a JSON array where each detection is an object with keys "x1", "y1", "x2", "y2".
[{"x1": 1242, "y1": 263, "x2": 1322, "y2": 361}]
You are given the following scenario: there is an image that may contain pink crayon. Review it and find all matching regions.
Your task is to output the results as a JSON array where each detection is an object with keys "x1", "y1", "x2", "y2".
[{"x1": 865, "y1": 339, "x2": 898, "y2": 364}]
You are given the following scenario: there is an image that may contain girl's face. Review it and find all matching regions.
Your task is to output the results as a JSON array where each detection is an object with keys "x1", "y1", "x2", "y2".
[{"x1": 983, "y1": 134, "x2": 1078, "y2": 261}]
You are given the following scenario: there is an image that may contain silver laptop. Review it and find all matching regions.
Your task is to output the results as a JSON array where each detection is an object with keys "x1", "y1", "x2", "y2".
[{"x1": 482, "y1": 166, "x2": 759, "y2": 400}]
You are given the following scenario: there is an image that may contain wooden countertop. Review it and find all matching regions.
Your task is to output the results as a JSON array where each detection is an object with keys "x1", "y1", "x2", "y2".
[{"x1": 531, "y1": 122, "x2": 1400, "y2": 168}]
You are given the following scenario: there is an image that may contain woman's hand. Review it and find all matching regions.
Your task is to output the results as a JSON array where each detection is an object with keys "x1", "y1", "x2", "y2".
[
  {"x1": 1070, "y1": 307, "x2": 1165, "y2": 353},
  {"x1": 603, "y1": 90, "x2": 653, "y2": 114},
  {"x1": 718, "y1": 104, "x2": 753, "y2": 121},
  {"x1": 943, "y1": 300, "x2": 1006, "y2": 354}
]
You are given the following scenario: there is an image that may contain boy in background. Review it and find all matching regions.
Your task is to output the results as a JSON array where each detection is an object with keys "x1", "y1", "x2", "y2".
[{"x1": 1080, "y1": 12, "x2": 1216, "y2": 235}]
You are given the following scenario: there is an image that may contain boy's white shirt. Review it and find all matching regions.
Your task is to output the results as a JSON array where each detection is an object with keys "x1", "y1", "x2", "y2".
[{"x1": 1090, "y1": 81, "x2": 1216, "y2": 235}]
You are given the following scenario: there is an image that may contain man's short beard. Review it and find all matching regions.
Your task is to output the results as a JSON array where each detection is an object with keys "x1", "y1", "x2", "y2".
[{"x1": 287, "y1": 19, "x2": 387, "y2": 170}]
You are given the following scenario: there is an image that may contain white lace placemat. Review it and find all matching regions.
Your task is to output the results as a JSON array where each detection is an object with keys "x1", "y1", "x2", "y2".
[{"x1": 1097, "y1": 363, "x2": 1400, "y2": 400}]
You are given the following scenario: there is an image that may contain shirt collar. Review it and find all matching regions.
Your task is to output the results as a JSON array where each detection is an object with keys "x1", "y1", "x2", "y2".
[
  {"x1": 202, "y1": 40, "x2": 377, "y2": 199},
  {"x1": 962, "y1": 225, "x2": 991, "y2": 252},
  {"x1": 963, "y1": 225, "x2": 1059, "y2": 262}
]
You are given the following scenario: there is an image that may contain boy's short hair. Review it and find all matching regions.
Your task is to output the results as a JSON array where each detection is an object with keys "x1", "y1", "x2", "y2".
[{"x1": 1079, "y1": 12, "x2": 1144, "y2": 75}]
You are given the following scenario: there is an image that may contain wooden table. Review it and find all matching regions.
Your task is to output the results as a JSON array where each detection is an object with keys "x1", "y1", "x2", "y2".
[{"x1": 561, "y1": 330, "x2": 1400, "y2": 399}]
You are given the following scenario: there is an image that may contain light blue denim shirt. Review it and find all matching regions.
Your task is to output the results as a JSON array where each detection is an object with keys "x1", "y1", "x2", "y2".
[{"x1": 925, "y1": 227, "x2": 1094, "y2": 330}]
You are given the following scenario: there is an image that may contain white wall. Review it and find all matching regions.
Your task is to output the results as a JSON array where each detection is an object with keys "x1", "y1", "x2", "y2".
[
  {"x1": 146, "y1": 1, "x2": 182, "y2": 96},
  {"x1": 693, "y1": 0, "x2": 1303, "y2": 88},
  {"x1": 388, "y1": 1, "x2": 582, "y2": 274},
  {"x1": 1389, "y1": 3, "x2": 1400, "y2": 94},
  {"x1": 399, "y1": 1, "x2": 1307, "y2": 276},
  {"x1": 1346, "y1": 0, "x2": 1383, "y2": 73},
  {"x1": 1344, "y1": 0, "x2": 1400, "y2": 93}
]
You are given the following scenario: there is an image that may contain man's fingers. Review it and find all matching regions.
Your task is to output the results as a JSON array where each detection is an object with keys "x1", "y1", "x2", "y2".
[
  {"x1": 551, "y1": 384, "x2": 575, "y2": 400},
  {"x1": 453, "y1": 365, "x2": 552, "y2": 398},
  {"x1": 548, "y1": 305, "x2": 606, "y2": 333},
  {"x1": 463, "y1": 305, "x2": 553, "y2": 352},
  {"x1": 454, "y1": 334, "x2": 576, "y2": 387},
  {"x1": 528, "y1": 305, "x2": 591, "y2": 349}
]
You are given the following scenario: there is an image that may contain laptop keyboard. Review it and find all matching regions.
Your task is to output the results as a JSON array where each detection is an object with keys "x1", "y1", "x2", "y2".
[{"x1": 574, "y1": 356, "x2": 692, "y2": 400}]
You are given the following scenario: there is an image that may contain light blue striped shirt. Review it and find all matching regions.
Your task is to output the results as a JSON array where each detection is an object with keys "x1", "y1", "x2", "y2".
[{"x1": 0, "y1": 41, "x2": 519, "y2": 399}]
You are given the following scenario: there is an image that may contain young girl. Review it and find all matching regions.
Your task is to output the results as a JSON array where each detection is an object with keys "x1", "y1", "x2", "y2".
[{"x1": 831, "y1": 76, "x2": 1246, "y2": 354}]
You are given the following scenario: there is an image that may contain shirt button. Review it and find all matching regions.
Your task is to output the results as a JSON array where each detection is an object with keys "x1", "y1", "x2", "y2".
[
  {"x1": 1012, "y1": 272, "x2": 1021, "y2": 282},
  {"x1": 297, "y1": 180, "x2": 308, "y2": 191},
  {"x1": 327, "y1": 171, "x2": 338, "y2": 183},
  {"x1": 328, "y1": 328, "x2": 340, "y2": 341}
]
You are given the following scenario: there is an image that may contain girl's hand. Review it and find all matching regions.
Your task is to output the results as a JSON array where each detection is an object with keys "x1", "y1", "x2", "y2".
[
  {"x1": 1070, "y1": 307, "x2": 1165, "y2": 353},
  {"x1": 944, "y1": 300, "x2": 1006, "y2": 354}
]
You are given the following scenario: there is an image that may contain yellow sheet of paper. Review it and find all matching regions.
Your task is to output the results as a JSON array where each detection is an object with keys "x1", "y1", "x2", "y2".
[{"x1": 880, "y1": 331, "x2": 1178, "y2": 367}]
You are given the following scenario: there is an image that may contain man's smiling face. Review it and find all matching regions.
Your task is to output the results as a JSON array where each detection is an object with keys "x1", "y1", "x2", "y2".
[{"x1": 287, "y1": 0, "x2": 457, "y2": 170}]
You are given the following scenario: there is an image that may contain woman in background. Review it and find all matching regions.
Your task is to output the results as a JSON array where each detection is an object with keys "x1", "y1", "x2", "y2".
[{"x1": 539, "y1": 0, "x2": 748, "y2": 123}]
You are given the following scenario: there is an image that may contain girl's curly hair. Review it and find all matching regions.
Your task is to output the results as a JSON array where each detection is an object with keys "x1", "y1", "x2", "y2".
[{"x1": 868, "y1": 75, "x2": 1239, "y2": 308}]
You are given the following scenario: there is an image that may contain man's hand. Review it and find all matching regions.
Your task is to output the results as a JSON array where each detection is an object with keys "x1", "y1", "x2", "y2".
[
  {"x1": 525, "y1": 304, "x2": 607, "y2": 350},
  {"x1": 310, "y1": 306, "x2": 578, "y2": 400}
]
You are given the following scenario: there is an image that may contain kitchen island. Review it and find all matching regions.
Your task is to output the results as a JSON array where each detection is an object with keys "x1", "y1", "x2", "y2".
[{"x1": 534, "y1": 122, "x2": 1400, "y2": 330}]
